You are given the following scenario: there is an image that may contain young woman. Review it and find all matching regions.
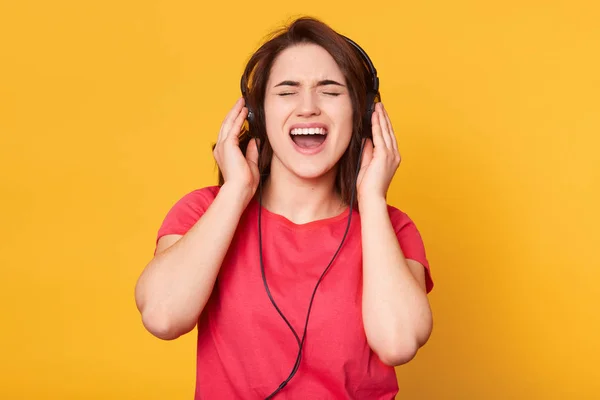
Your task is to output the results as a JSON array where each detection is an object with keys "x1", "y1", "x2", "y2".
[{"x1": 135, "y1": 16, "x2": 434, "y2": 399}]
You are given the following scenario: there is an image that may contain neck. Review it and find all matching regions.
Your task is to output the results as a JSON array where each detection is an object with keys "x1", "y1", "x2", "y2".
[{"x1": 258, "y1": 158, "x2": 345, "y2": 225}]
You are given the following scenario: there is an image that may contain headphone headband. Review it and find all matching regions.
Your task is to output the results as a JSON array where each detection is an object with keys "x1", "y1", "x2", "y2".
[{"x1": 339, "y1": 35, "x2": 380, "y2": 96}]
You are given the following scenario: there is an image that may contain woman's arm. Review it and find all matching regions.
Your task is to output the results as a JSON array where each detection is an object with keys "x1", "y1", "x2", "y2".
[
  {"x1": 135, "y1": 98, "x2": 259, "y2": 340},
  {"x1": 356, "y1": 102, "x2": 433, "y2": 366},
  {"x1": 134, "y1": 183, "x2": 252, "y2": 340},
  {"x1": 359, "y1": 196, "x2": 433, "y2": 366}
]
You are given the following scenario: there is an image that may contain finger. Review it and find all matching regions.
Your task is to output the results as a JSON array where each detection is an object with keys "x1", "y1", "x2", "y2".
[
  {"x1": 226, "y1": 106, "x2": 248, "y2": 145},
  {"x1": 377, "y1": 103, "x2": 393, "y2": 150},
  {"x1": 370, "y1": 106, "x2": 386, "y2": 150},
  {"x1": 246, "y1": 138, "x2": 260, "y2": 167},
  {"x1": 219, "y1": 97, "x2": 245, "y2": 142},
  {"x1": 218, "y1": 97, "x2": 245, "y2": 143},
  {"x1": 381, "y1": 103, "x2": 399, "y2": 154},
  {"x1": 360, "y1": 138, "x2": 374, "y2": 171}
]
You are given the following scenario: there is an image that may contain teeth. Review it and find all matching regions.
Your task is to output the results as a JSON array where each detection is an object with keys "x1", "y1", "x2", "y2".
[{"x1": 290, "y1": 127, "x2": 327, "y2": 135}]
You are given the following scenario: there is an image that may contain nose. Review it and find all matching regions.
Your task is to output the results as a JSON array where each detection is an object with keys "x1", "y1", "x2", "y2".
[{"x1": 295, "y1": 91, "x2": 321, "y2": 117}]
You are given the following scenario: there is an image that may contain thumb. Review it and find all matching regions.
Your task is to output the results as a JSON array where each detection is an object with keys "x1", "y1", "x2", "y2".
[
  {"x1": 360, "y1": 138, "x2": 373, "y2": 171},
  {"x1": 246, "y1": 138, "x2": 260, "y2": 167}
]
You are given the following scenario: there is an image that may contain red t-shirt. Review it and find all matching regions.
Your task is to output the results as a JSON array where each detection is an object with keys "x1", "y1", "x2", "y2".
[{"x1": 156, "y1": 186, "x2": 433, "y2": 399}]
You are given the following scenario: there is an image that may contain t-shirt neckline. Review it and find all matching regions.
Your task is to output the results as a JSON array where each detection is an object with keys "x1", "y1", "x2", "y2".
[{"x1": 249, "y1": 197, "x2": 353, "y2": 230}]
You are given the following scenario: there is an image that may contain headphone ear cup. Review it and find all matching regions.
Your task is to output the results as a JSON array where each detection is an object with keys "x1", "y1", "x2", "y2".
[
  {"x1": 363, "y1": 93, "x2": 376, "y2": 137},
  {"x1": 245, "y1": 106, "x2": 256, "y2": 138}
]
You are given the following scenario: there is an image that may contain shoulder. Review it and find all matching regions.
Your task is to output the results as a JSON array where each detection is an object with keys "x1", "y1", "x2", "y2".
[
  {"x1": 156, "y1": 185, "x2": 221, "y2": 240},
  {"x1": 160, "y1": 185, "x2": 221, "y2": 223},
  {"x1": 385, "y1": 204, "x2": 434, "y2": 293},
  {"x1": 169, "y1": 185, "x2": 221, "y2": 210},
  {"x1": 386, "y1": 204, "x2": 416, "y2": 230},
  {"x1": 384, "y1": 203, "x2": 426, "y2": 248}
]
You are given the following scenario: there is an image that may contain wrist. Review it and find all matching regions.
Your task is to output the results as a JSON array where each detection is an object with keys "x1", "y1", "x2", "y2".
[
  {"x1": 219, "y1": 182, "x2": 255, "y2": 210},
  {"x1": 358, "y1": 194, "x2": 387, "y2": 212}
]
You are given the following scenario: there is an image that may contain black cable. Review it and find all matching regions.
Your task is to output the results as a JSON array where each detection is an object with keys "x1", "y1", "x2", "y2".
[
  {"x1": 260, "y1": 139, "x2": 367, "y2": 399},
  {"x1": 258, "y1": 178, "x2": 301, "y2": 347}
]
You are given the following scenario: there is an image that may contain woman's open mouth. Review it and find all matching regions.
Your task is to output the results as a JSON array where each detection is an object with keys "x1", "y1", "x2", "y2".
[{"x1": 290, "y1": 127, "x2": 328, "y2": 150}]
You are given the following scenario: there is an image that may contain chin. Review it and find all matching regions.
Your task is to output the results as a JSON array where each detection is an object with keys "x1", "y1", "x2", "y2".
[
  {"x1": 293, "y1": 167, "x2": 333, "y2": 181},
  {"x1": 289, "y1": 157, "x2": 339, "y2": 181}
]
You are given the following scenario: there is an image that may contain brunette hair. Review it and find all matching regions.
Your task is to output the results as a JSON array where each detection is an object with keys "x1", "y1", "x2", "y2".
[{"x1": 216, "y1": 16, "x2": 375, "y2": 207}]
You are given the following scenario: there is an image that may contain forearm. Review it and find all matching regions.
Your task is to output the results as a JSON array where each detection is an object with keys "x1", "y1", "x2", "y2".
[
  {"x1": 360, "y1": 196, "x2": 432, "y2": 366},
  {"x1": 135, "y1": 183, "x2": 251, "y2": 339}
]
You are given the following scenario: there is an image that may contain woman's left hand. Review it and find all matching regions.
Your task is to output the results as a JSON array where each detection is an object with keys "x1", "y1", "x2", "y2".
[{"x1": 356, "y1": 102, "x2": 402, "y2": 204}]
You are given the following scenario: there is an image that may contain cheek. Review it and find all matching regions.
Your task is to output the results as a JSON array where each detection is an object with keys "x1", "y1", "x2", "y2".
[
  {"x1": 333, "y1": 103, "x2": 354, "y2": 138},
  {"x1": 264, "y1": 100, "x2": 291, "y2": 137}
]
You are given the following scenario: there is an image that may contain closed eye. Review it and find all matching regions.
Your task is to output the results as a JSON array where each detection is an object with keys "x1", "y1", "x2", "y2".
[{"x1": 276, "y1": 91, "x2": 342, "y2": 96}]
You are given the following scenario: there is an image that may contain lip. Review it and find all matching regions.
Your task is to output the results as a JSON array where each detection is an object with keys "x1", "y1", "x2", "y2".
[
  {"x1": 288, "y1": 122, "x2": 329, "y2": 155},
  {"x1": 289, "y1": 122, "x2": 329, "y2": 131}
]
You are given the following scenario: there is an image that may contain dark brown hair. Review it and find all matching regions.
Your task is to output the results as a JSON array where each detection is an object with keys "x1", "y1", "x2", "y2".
[{"x1": 216, "y1": 16, "x2": 374, "y2": 207}]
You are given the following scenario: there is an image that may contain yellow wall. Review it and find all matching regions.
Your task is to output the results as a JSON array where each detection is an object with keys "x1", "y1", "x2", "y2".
[{"x1": 1, "y1": 0, "x2": 598, "y2": 398}]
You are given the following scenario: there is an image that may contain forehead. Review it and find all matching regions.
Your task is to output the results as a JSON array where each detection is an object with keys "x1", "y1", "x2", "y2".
[{"x1": 268, "y1": 43, "x2": 345, "y2": 83}]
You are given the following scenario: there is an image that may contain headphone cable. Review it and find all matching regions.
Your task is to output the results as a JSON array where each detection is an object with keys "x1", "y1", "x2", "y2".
[{"x1": 260, "y1": 139, "x2": 367, "y2": 399}]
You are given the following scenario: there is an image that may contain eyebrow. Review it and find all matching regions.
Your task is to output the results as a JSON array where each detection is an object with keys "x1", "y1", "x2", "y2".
[{"x1": 273, "y1": 79, "x2": 346, "y2": 88}]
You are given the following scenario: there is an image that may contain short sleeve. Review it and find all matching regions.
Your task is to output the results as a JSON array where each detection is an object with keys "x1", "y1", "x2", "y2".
[
  {"x1": 388, "y1": 206, "x2": 434, "y2": 293},
  {"x1": 156, "y1": 186, "x2": 220, "y2": 245}
]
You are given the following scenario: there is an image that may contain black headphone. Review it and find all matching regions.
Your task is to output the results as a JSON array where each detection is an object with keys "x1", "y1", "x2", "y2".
[
  {"x1": 240, "y1": 35, "x2": 380, "y2": 399},
  {"x1": 341, "y1": 34, "x2": 381, "y2": 136},
  {"x1": 240, "y1": 35, "x2": 380, "y2": 139}
]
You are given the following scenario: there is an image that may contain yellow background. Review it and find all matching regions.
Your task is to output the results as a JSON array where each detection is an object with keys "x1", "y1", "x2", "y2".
[{"x1": 1, "y1": 0, "x2": 599, "y2": 398}]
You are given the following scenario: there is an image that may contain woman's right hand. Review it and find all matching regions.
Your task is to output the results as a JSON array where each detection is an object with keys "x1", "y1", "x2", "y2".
[{"x1": 213, "y1": 97, "x2": 261, "y2": 203}]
